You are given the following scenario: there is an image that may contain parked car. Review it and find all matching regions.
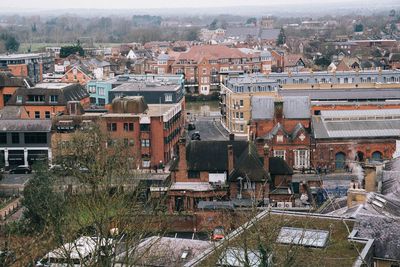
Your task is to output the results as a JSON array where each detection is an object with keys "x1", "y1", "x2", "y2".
[
  {"x1": 211, "y1": 226, "x2": 225, "y2": 241},
  {"x1": 9, "y1": 165, "x2": 32, "y2": 174},
  {"x1": 191, "y1": 131, "x2": 201, "y2": 141},
  {"x1": 188, "y1": 123, "x2": 196, "y2": 131}
]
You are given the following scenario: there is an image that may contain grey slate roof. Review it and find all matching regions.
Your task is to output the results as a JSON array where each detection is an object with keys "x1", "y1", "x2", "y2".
[
  {"x1": 312, "y1": 116, "x2": 400, "y2": 139},
  {"x1": 7, "y1": 83, "x2": 89, "y2": 106},
  {"x1": 251, "y1": 96, "x2": 310, "y2": 120},
  {"x1": 280, "y1": 88, "x2": 400, "y2": 101},
  {"x1": 0, "y1": 119, "x2": 52, "y2": 132},
  {"x1": 251, "y1": 96, "x2": 275, "y2": 119},
  {"x1": 283, "y1": 96, "x2": 311, "y2": 119}
]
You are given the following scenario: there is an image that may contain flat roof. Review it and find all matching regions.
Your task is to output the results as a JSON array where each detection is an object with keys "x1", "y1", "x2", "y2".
[
  {"x1": 34, "y1": 83, "x2": 73, "y2": 89},
  {"x1": 0, "y1": 53, "x2": 42, "y2": 60},
  {"x1": 112, "y1": 82, "x2": 180, "y2": 92}
]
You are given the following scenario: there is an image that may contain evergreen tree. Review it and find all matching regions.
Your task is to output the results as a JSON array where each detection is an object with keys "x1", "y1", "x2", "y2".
[{"x1": 277, "y1": 28, "x2": 286, "y2": 46}]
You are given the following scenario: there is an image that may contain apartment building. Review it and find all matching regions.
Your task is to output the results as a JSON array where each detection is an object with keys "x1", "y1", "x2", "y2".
[
  {"x1": 7, "y1": 83, "x2": 89, "y2": 119},
  {"x1": 220, "y1": 75, "x2": 279, "y2": 136},
  {"x1": 0, "y1": 53, "x2": 54, "y2": 83},
  {"x1": 86, "y1": 74, "x2": 184, "y2": 107},
  {"x1": 167, "y1": 45, "x2": 272, "y2": 95}
]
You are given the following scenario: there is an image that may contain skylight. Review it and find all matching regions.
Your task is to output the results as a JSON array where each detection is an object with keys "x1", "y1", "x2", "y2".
[{"x1": 277, "y1": 227, "x2": 329, "y2": 248}]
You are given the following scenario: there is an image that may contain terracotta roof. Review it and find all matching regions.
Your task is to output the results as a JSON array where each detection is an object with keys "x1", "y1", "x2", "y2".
[
  {"x1": 176, "y1": 45, "x2": 248, "y2": 62},
  {"x1": 284, "y1": 54, "x2": 304, "y2": 67}
]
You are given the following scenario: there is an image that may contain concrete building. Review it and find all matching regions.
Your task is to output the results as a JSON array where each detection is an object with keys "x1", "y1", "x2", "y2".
[
  {"x1": 86, "y1": 74, "x2": 184, "y2": 107},
  {"x1": 0, "y1": 119, "x2": 52, "y2": 169},
  {"x1": 0, "y1": 53, "x2": 54, "y2": 83}
]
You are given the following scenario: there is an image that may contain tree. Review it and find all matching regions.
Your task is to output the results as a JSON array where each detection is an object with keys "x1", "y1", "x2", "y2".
[
  {"x1": 7, "y1": 125, "x2": 168, "y2": 266},
  {"x1": 209, "y1": 19, "x2": 218, "y2": 30},
  {"x1": 246, "y1": 17, "x2": 257, "y2": 26},
  {"x1": 276, "y1": 28, "x2": 286, "y2": 46},
  {"x1": 59, "y1": 43, "x2": 84, "y2": 58},
  {"x1": 4, "y1": 36, "x2": 19, "y2": 52},
  {"x1": 314, "y1": 56, "x2": 331, "y2": 67}
]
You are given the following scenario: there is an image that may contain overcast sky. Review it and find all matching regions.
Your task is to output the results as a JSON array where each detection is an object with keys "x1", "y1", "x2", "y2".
[{"x1": 0, "y1": 0, "x2": 355, "y2": 10}]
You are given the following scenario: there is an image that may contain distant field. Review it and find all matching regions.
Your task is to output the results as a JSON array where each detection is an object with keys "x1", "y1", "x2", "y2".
[{"x1": 19, "y1": 42, "x2": 122, "y2": 53}]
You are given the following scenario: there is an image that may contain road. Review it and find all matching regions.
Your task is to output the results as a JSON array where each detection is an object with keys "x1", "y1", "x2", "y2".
[{"x1": 187, "y1": 117, "x2": 229, "y2": 141}]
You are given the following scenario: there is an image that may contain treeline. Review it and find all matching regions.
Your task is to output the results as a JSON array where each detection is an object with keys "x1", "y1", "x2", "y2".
[{"x1": 0, "y1": 15, "x2": 200, "y2": 48}]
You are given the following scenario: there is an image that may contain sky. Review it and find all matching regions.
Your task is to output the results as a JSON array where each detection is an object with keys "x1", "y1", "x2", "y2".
[{"x1": 0, "y1": 0, "x2": 359, "y2": 10}]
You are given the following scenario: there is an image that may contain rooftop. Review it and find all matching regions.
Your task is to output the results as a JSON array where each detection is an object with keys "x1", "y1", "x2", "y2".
[
  {"x1": 0, "y1": 119, "x2": 52, "y2": 132},
  {"x1": 111, "y1": 82, "x2": 180, "y2": 92},
  {"x1": 0, "y1": 53, "x2": 42, "y2": 60}
]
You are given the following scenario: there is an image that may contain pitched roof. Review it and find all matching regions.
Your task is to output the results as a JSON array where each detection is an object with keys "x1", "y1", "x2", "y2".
[
  {"x1": 176, "y1": 45, "x2": 248, "y2": 62},
  {"x1": 251, "y1": 96, "x2": 310, "y2": 120},
  {"x1": 269, "y1": 157, "x2": 293, "y2": 175}
]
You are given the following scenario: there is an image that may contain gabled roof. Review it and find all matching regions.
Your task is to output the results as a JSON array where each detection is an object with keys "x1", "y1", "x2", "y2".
[
  {"x1": 264, "y1": 123, "x2": 289, "y2": 140},
  {"x1": 269, "y1": 157, "x2": 293, "y2": 175}
]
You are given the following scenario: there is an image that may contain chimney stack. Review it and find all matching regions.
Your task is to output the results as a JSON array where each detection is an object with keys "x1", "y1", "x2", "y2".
[
  {"x1": 177, "y1": 137, "x2": 187, "y2": 172},
  {"x1": 227, "y1": 145, "x2": 234, "y2": 175},
  {"x1": 263, "y1": 144, "x2": 270, "y2": 172}
]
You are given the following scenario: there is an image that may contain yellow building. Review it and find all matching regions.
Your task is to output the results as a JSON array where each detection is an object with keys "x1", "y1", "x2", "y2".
[{"x1": 220, "y1": 75, "x2": 278, "y2": 137}]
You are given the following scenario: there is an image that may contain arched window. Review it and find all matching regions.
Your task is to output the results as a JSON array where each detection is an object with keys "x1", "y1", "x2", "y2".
[
  {"x1": 335, "y1": 152, "x2": 346, "y2": 169},
  {"x1": 355, "y1": 151, "x2": 364, "y2": 162},
  {"x1": 372, "y1": 151, "x2": 383, "y2": 161}
]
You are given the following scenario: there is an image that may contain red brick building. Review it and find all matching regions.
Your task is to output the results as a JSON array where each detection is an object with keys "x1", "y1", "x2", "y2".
[
  {"x1": 7, "y1": 83, "x2": 90, "y2": 120},
  {"x1": 249, "y1": 96, "x2": 312, "y2": 171},
  {"x1": 167, "y1": 138, "x2": 293, "y2": 213},
  {"x1": 311, "y1": 109, "x2": 398, "y2": 171},
  {"x1": 150, "y1": 45, "x2": 272, "y2": 95},
  {"x1": 101, "y1": 96, "x2": 184, "y2": 169}
]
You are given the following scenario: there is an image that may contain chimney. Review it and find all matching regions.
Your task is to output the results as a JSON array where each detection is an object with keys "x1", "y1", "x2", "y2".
[
  {"x1": 229, "y1": 133, "x2": 235, "y2": 141},
  {"x1": 227, "y1": 145, "x2": 234, "y2": 175},
  {"x1": 178, "y1": 137, "x2": 187, "y2": 171},
  {"x1": 347, "y1": 187, "x2": 367, "y2": 208},
  {"x1": 263, "y1": 144, "x2": 270, "y2": 172},
  {"x1": 274, "y1": 99, "x2": 284, "y2": 122}
]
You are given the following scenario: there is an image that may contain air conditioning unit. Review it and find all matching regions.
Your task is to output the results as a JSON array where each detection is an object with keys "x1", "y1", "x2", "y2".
[
  {"x1": 277, "y1": 202, "x2": 285, "y2": 208},
  {"x1": 284, "y1": 202, "x2": 293, "y2": 208}
]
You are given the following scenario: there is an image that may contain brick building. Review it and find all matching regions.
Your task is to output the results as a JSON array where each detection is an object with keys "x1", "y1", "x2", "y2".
[
  {"x1": 61, "y1": 65, "x2": 92, "y2": 85},
  {"x1": 250, "y1": 96, "x2": 311, "y2": 170},
  {"x1": 0, "y1": 53, "x2": 54, "y2": 83},
  {"x1": 7, "y1": 83, "x2": 90, "y2": 120},
  {"x1": 102, "y1": 96, "x2": 184, "y2": 169},
  {"x1": 167, "y1": 138, "x2": 293, "y2": 213},
  {"x1": 312, "y1": 109, "x2": 399, "y2": 171},
  {"x1": 0, "y1": 72, "x2": 33, "y2": 109},
  {"x1": 165, "y1": 45, "x2": 272, "y2": 95}
]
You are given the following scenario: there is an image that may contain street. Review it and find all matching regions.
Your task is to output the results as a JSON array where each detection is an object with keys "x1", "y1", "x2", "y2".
[{"x1": 187, "y1": 117, "x2": 229, "y2": 141}]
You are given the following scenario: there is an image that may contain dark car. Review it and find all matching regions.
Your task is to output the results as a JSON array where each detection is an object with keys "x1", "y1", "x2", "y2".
[
  {"x1": 10, "y1": 165, "x2": 32, "y2": 174},
  {"x1": 191, "y1": 131, "x2": 201, "y2": 141},
  {"x1": 188, "y1": 123, "x2": 196, "y2": 131}
]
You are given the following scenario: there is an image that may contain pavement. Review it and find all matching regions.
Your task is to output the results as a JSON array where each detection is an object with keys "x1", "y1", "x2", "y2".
[{"x1": 0, "y1": 174, "x2": 32, "y2": 185}]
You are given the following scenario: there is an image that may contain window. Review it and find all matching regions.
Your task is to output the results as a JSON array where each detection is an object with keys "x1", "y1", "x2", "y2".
[
  {"x1": 243, "y1": 181, "x2": 256, "y2": 190},
  {"x1": 141, "y1": 139, "x2": 150, "y2": 147},
  {"x1": 129, "y1": 139, "x2": 134, "y2": 146},
  {"x1": 239, "y1": 99, "x2": 244, "y2": 106},
  {"x1": 0, "y1": 133, "x2": 6, "y2": 144},
  {"x1": 274, "y1": 150, "x2": 286, "y2": 160},
  {"x1": 98, "y1": 87, "x2": 105, "y2": 96},
  {"x1": 239, "y1": 112, "x2": 244, "y2": 119},
  {"x1": 45, "y1": 111, "x2": 51, "y2": 119},
  {"x1": 27, "y1": 95, "x2": 45, "y2": 102},
  {"x1": 165, "y1": 93, "x2": 173, "y2": 102},
  {"x1": 188, "y1": 171, "x2": 200, "y2": 179},
  {"x1": 123, "y1": 123, "x2": 134, "y2": 131},
  {"x1": 140, "y1": 124, "x2": 150, "y2": 131},
  {"x1": 107, "y1": 123, "x2": 117, "y2": 132},
  {"x1": 88, "y1": 85, "x2": 97, "y2": 93},
  {"x1": 98, "y1": 98, "x2": 106, "y2": 106},
  {"x1": 24, "y1": 132, "x2": 47, "y2": 144},
  {"x1": 202, "y1": 68, "x2": 207, "y2": 74},
  {"x1": 34, "y1": 111, "x2": 40, "y2": 119},
  {"x1": 142, "y1": 159, "x2": 150, "y2": 168},
  {"x1": 16, "y1": 95, "x2": 23, "y2": 104},
  {"x1": 294, "y1": 149, "x2": 309, "y2": 168},
  {"x1": 240, "y1": 124, "x2": 244, "y2": 132},
  {"x1": 11, "y1": 133, "x2": 19, "y2": 144},
  {"x1": 50, "y1": 95, "x2": 58, "y2": 103}
]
